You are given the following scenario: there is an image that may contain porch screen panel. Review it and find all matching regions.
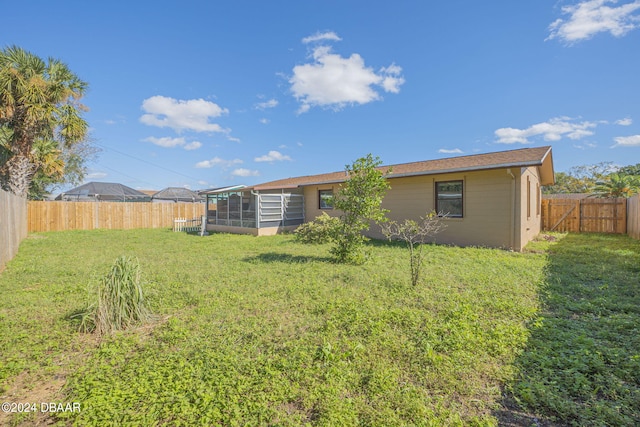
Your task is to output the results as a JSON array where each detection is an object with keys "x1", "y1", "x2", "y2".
[
  {"x1": 242, "y1": 193, "x2": 256, "y2": 227},
  {"x1": 259, "y1": 194, "x2": 283, "y2": 222},
  {"x1": 229, "y1": 193, "x2": 242, "y2": 222},
  {"x1": 217, "y1": 194, "x2": 229, "y2": 224},
  {"x1": 284, "y1": 194, "x2": 304, "y2": 220}
]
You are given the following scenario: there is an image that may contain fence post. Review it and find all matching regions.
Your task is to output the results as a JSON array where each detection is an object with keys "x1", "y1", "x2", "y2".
[{"x1": 200, "y1": 215, "x2": 208, "y2": 236}]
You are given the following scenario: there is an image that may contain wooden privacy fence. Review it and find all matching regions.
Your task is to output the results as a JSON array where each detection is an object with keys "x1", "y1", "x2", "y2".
[
  {"x1": 28, "y1": 201, "x2": 205, "y2": 232},
  {"x1": 542, "y1": 197, "x2": 627, "y2": 234},
  {"x1": 628, "y1": 195, "x2": 640, "y2": 240},
  {"x1": 1, "y1": 189, "x2": 28, "y2": 271}
]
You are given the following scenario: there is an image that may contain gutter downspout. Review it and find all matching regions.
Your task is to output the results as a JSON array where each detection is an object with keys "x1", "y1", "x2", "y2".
[{"x1": 507, "y1": 169, "x2": 516, "y2": 250}]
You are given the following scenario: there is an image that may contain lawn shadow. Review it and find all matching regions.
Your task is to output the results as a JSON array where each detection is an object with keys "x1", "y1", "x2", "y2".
[
  {"x1": 494, "y1": 233, "x2": 640, "y2": 426},
  {"x1": 243, "y1": 252, "x2": 334, "y2": 264}
]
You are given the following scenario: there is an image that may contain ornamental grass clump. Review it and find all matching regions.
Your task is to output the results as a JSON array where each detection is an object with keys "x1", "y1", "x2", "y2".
[{"x1": 79, "y1": 255, "x2": 151, "y2": 336}]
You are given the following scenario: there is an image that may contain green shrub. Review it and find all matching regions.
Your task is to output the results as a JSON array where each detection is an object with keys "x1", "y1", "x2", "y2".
[
  {"x1": 78, "y1": 255, "x2": 151, "y2": 336},
  {"x1": 294, "y1": 212, "x2": 340, "y2": 244}
]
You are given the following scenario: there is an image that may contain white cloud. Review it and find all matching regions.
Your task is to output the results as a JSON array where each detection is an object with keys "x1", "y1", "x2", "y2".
[
  {"x1": 143, "y1": 136, "x2": 185, "y2": 148},
  {"x1": 495, "y1": 117, "x2": 597, "y2": 144},
  {"x1": 573, "y1": 141, "x2": 598, "y2": 149},
  {"x1": 438, "y1": 148, "x2": 463, "y2": 154},
  {"x1": 254, "y1": 150, "x2": 292, "y2": 162},
  {"x1": 616, "y1": 117, "x2": 633, "y2": 125},
  {"x1": 379, "y1": 64, "x2": 405, "y2": 93},
  {"x1": 259, "y1": 118, "x2": 270, "y2": 124},
  {"x1": 232, "y1": 168, "x2": 260, "y2": 177},
  {"x1": 195, "y1": 157, "x2": 243, "y2": 168},
  {"x1": 290, "y1": 37, "x2": 405, "y2": 113},
  {"x1": 143, "y1": 136, "x2": 202, "y2": 151},
  {"x1": 612, "y1": 134, "x2": 640, "y2": 147},
  {"x1": 302, "y1": 31, "x2": 342, "y2": 44},
  {"x1": 183, "y1": 141, "x2": 202, "y2": 150},
  {"x1": 547, "y1": 0, "x2": 640, "y2": 43},
  {"x1": 140, "y1": 95, "x2": 229, "y2": 133},
  {"x1": 255, "y1": 99, "x2": 278, "y2": 110}
]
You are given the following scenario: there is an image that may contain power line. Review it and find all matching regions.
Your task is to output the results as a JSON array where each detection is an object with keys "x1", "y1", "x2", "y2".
[
  {"x1": 99, "y1": 164, "x2": 158, "y2": 188},
  {"x1": 95, "y1": 142, "x2": 202, "y2": 182}
]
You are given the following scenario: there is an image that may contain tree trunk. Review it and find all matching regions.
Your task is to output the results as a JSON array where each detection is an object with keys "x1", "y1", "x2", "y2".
[{"x1": 1, "y1": 154, "x2": 35, "y2": 198}]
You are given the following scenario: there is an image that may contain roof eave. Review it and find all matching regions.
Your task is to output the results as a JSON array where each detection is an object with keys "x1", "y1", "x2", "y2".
[{"x1": 283, "y1": 161, "x2": 549, "y2": 188}]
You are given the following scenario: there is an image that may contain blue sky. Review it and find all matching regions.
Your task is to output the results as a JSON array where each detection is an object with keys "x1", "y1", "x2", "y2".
[{"x1": 2, "y1": 0, "x2": 639, "y2": 191}]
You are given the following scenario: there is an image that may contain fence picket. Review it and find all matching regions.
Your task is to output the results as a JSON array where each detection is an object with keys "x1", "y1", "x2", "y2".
[{"x1": 628, "y1": 195, "x2": 640, "y2": 240}]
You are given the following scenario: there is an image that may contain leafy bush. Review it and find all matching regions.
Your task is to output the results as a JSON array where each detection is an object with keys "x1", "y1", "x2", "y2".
[
  {"x1": 294, "y1": 212, "x2": 340, "y2": 244},
  {"x1": 78, "y1": 255, "x2": 151, "y2": 336}
]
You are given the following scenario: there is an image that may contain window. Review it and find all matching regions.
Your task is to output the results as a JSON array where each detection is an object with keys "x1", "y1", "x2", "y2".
[
  {"x1": 536, "y1": 183, "x2": 541, "y2": 216},
  {"x1": 527, "y1": 176, "x2": 531, "y2": 219},
  {"x1": 436, "y1": 180, "x2": 463, "y2": 217},
  {"x1": 319, "y1": 189, "x2": 334, "y2": 210}
]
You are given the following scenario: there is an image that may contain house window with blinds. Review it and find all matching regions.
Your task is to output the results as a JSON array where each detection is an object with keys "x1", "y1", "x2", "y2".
[
  {"x1": 435, "y1": 180, "x2": 463, "y2": 218},
  {"x1": 319, "y1": 189, "x2": 334, "y2": 210}
]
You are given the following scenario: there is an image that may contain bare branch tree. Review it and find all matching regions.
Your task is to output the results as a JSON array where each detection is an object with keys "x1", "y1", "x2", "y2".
[{"x1": 381, "y1": 211, "x2": 447, "y2": 286}]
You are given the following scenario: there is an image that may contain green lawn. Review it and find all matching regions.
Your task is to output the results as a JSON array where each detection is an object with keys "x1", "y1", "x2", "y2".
[{"x1": 0, "y1": 229, "x2": 638, "y2": 426}]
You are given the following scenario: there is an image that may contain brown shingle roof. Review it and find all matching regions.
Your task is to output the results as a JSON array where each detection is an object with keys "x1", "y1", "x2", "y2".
[{"x1": 254, "y1": 146, "x2": 554, "y2": 190}]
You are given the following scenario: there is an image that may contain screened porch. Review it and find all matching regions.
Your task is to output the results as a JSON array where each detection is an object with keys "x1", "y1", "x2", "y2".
[{"x1": 204, "y1": 187, "x2": 304, "y2": 234}]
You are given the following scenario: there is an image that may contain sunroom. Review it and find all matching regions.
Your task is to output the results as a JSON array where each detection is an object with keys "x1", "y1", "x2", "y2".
[{"x1": 202, "y1": 186, "x2": 304, "y2": 236}]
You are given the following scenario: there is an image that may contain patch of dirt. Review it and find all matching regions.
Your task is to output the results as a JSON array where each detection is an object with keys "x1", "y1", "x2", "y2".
[
  {"x1": 0, "y1": 333, "x2": 99, "y2": 426},
  {"x1": 493, "y1": 394, "x2": 568, "y2": 427},
  {"x1": 0, "y1": 372, "x2": 66, "y2": 426}
]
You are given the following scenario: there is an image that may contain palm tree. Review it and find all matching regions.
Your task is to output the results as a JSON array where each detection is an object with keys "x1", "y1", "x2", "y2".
[
  {"x1": 592, "y1": 173, "x2": 640, "y2": 198},
  {"x1": 0, "y1": 46, "x2": 88, "y2": 198}
]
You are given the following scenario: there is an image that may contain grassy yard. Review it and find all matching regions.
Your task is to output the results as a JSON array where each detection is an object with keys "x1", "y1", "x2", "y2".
[{"x1": 0, "y1": 229, "x2": 638, "y2": 426}]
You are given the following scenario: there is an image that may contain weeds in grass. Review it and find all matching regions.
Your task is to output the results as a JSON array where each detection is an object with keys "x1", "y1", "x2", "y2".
[
  {"x1": 77, "y1": 255, "x2": 151, "y2": 336},
  {"x1": 508, "y1": 233, "x2": 640, "y2": 426}
]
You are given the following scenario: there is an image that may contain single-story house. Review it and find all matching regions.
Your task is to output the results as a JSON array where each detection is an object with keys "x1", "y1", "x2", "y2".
[
  {"x1": 56, "y1": 182, "x2": 151, "y2": 202},
  {"x1": 204, "y1": 146, "x2": 554, "y2": 251}
]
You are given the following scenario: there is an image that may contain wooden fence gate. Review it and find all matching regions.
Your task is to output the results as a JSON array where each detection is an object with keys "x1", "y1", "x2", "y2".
[{"x1": 541, "y1": 198, "x2": 627, "y2": 234}]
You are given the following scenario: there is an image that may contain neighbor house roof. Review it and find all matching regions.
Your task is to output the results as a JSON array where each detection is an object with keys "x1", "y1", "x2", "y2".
[
  {"x1": 58, "y1": 182, "x2": 151, "y2": 201},
  {"x1": 152, "y1": 187, "x2": 204, "y2": 202},
  {"x1": 253, "y1": 146, "x2": 554, "y2": 190}
]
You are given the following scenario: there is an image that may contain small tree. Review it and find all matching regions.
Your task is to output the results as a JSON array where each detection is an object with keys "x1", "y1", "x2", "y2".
[
  {"x1": 381, "y1": 211, "x2": 446, "y2": 286},
  {"x1": 331, "y1": 154, "x2": 391, "y2": 264}
]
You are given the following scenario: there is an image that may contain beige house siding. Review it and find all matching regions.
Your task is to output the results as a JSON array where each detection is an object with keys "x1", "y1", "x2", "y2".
[
  {"x1": 515, "y1": 166, "x2": 543, "y2": 250},
  {"x1": 303, "y1": 184, "x2": 341, "y2": 221},
  {"x1": 302, "y1": 168, "x2": 542, "y2": 250},
  {"x1": 379, "y1": 169, "x2": 514, "y2": 248}
]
